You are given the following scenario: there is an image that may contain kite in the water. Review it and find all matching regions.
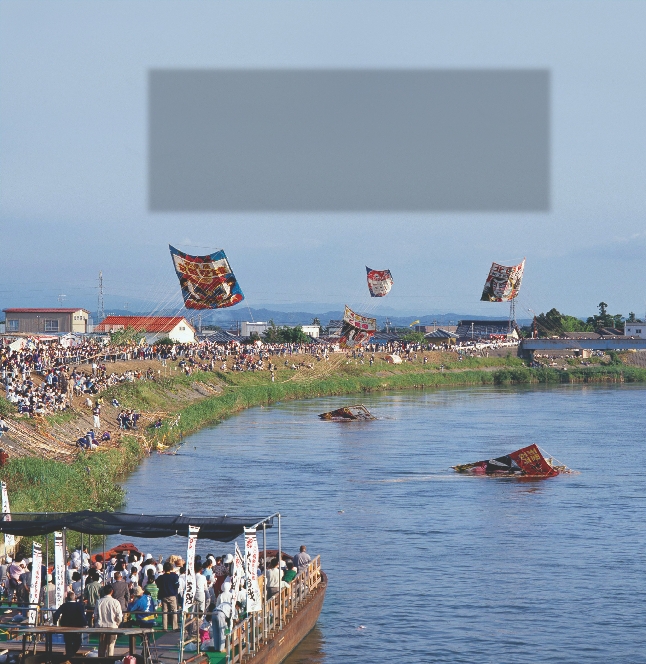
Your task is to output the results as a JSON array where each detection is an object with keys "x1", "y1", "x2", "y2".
[
  {"x1": 169, "y1": 245, "x2": 244, "y2": 309},
  {"x1": 366, "y1": 266, "x2": 393, "y2": 297},
  {"x1": 480, "y1": 259, "x2": 525, "y2": 302}
]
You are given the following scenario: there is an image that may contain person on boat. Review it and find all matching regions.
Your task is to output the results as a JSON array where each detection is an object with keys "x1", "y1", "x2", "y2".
[
  {"x1": 84, "y1": 570, "x2": 102, "y2": 625},
  {"x1": 127, "y1": 586, "x2": 156, "y2": 627},
  {"x1": 111, "y1": 571, "x2": 130, "y2": 612},
  {"x1": 141, "y1": 556, "x2": 157, "y2": 585},
  {"x1": 282, "y1": 561, "x2": 297, "y2": 584},
  {"x1": 53, "y1": 590, "x2": 88, "y2": 656},
  {"x1": 144, "y1": 569, "x2": 158, "y2": 601},
  {"x1": 265, "y1": 558, "x2": 281, "y2": 599},
  {"x1": 293, "y1": 545, "x2": 311, "y2": 574},
  {"x1": 212, "y1": 581, "x2": 233, "y2": 652},
  {"x1": 156, "y1": 561, "x2": 180, "y2": 631},
  {"x1": 71, "y1": 571, "x2": 82, "y2": 599},
  {"x1": 194, "y1": 562, "x2": 209, "y2": 617},
  {"x1": 94, "y1": 585, "x2": 123, "y2": 656},
  {"x1": 40, "y1": 574, "x2": 56, "y2": 618}
]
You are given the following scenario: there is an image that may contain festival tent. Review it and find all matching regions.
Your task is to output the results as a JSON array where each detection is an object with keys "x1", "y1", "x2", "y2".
[{"x1": 0, "y1": 511, "x2": 273, "y2": 541}]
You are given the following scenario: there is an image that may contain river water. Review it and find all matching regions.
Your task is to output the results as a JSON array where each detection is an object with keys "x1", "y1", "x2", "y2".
[{"x1": 117, "y1": 385, "x2": 646, "y2": 663}]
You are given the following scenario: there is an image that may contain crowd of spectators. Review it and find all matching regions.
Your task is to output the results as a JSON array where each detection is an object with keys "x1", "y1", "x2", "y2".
[{"x1": 0, "y1": 542, "x2": 313, "y2": 655}]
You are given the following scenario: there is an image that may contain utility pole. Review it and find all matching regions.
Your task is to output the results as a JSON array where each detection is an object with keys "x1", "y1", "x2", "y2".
[
  {"x1": 97, "y1": 271, "x2": 105, "y2": 322},
  {"x1": 57, "y1": 294, "x2": 66, "y2": 307},
  {"x1": 471, "y1": 322, "x2": 474, "y2": 339}
]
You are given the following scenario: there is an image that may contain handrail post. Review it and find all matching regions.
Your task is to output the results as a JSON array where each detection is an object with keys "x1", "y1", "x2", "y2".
[
  {"x1": 262, "y1": 523, "x2": 267, "y2": 640},
  {"x1": 277, "y1": 513, "x2": 282, "y2": 630}
]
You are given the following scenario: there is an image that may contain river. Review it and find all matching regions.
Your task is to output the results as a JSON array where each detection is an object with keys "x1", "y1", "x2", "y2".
[{"x1": 116, "y1": 385, "x2": 646, "y2": 663}]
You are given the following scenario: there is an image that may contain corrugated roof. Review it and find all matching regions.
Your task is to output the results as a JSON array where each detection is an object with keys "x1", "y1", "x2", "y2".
[
  {"x1": 96, "y1": 315, "x2": 193, "y2": 333},
  {"x1": 3, "y1": 308, "x2": 89, "y2": 314}
]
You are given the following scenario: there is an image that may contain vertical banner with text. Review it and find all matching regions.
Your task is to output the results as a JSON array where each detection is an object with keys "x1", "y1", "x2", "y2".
[
  {"x1": 182, "y1": 525, "x2": 199, "y2": 614},
  {"x1": 230, "y1": 542, "x2": 245, "y2": 619},
  {"x1": 1, "y1": 481, "x2": 15, "y2": 553},
  {"x1": 244, "y1": 528, "x2": 262, "y2": 613},
  {"x1": 54, "y1": 532, "x2": 65, "y2": 609},
  {"x1": 28, "y1": 542, "x2": 42, "y2": 625}
]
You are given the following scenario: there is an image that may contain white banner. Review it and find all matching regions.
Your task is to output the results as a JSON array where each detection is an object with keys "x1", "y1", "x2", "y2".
[
  {"x1": 244, "y1": 528, "x2": 262, "y2": 613},
  {"x1": 1, "y1": 481, "x2": 14, "y2": 552},
  {"x1": 28, "y1": 542, "x2": 42, "y2": 625},
  {"x1": 230, "y1": 542, "x2": 245, "y2": 619},
  {"x1": 54, "y1": 532, "x2": 65, "y2": 609},
  {"x1": 182, "y1": 525, "x2": 199, "y2": 613}
]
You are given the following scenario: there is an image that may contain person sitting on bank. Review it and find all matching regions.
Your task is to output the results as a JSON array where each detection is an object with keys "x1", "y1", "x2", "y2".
[
  {"x1": 53, "y1": 590, "x2": 88, "y2": 657},
  {"x1": 127, "y1": 586, "x2": 156, "y2": 627}
]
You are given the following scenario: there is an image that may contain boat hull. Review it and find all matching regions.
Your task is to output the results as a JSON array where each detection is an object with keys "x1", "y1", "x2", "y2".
[{"x1": 251, "y1": 572, "x2": 327, "y2": 664}]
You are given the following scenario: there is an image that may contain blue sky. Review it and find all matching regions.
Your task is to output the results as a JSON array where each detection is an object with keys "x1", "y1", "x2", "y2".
[{"x1": 1, "y1": 1, "x2": 646, "y2": 320}]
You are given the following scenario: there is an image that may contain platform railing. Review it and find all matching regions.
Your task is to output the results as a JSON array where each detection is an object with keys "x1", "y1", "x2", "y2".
[{"x1": 227, "y1": 555, "x2": 322, "y2": 664}]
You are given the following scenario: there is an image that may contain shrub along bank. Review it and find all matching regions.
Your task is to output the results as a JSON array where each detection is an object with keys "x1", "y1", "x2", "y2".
[{"x1": 3, "y1": 354, "x2": 646, "y2": 553}]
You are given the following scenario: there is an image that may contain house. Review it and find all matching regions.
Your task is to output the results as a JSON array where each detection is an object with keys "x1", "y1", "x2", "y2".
[
  {"x1": 2, "y1": 308, "x2": 90, "y2": 334},
  {"x1": 455, "y1": 319, "x2": 519, "y2": 340},
  {"x1": 241, "y1": 321, "x2": 270, "y2": 337},
  {"x1": 425, "y1": 329, "x2": 459, "y2": 344},
  {"x1": 95, "y1": 315, "x2": 196, "y2": 343},
  {"x1": 625, "y1": 321, "x2": 646, "y2": 338},
  {"x1": 300, "y1": 325, "x2": 320, "y2": 339}
]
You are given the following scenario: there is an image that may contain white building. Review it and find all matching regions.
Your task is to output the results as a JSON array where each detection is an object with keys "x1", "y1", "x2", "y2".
[
  {"x1": 240, "y1": 321, "x2": 320, "y2": 339},
  {"x1": 301, "y1": 325, "x2": 320, "y2": 338},
  {"x1": 624, "y1": 321, "x2": 646, "y2": 338},
  {"x1": 241, "y1": 321, "x2": 270, "y2": 337},
  {"x1": 95, "y1": 315, "x2": 196, "y2": 343}
]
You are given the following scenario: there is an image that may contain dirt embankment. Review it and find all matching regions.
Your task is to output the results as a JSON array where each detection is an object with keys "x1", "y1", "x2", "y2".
[{"x1": 1, "y1": 359, "x2": 223, "y2": 461}]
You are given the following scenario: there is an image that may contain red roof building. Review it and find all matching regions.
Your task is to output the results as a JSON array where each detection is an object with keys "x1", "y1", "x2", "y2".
[{"x1": 95, "y1": 315, "x2": 196, "y2": 342}]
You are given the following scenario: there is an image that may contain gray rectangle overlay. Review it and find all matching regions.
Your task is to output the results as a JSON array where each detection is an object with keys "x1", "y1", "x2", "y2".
[{"x1": 149, "y1": 69, "x2": 549, "y2": 212}]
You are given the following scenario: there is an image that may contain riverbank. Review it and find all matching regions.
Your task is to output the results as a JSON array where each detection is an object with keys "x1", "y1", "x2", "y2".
[{"x1": 2, "y1": 351, "x2": 646, "y2": 552}]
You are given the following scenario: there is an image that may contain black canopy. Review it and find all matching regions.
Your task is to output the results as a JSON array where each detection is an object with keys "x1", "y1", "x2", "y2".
[{"x1": 0, "y1": 511, "x2": 273, "y2": 541}]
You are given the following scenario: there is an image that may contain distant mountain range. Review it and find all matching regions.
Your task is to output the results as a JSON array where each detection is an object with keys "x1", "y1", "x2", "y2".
[{"x1": 93, "y1": 308, "x2": 531, "y2": 328}]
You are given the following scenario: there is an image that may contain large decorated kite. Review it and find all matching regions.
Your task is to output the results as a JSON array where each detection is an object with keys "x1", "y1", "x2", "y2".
[
  {"x1": 366, "y1": 266, "x2": 393, "y2": 297},
  {"x1": 480, "y1": 259, "x2": 525, "y2": 302},
  {"x1": 170, "y1": 245, "x2": 244, "y2": 309},
  {"x1": 339, "y1": 306, "x2": 377, "y2": 347}
]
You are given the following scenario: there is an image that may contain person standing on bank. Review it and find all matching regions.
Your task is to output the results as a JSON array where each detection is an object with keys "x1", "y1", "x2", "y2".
[
  {"x1": 53, "y1": 590, "x2": 88, "y2": 656},
  {"x1": 94, "y1": 585, "x2": 122, "y2": 656},
  {"x1": 156, "y1": 561, "x2": 180, "y2": 631}
]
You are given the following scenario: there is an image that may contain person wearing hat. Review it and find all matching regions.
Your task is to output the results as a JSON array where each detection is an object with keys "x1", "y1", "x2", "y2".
[{"x1": 212, "y1": 581, "x2": 233, "y2": 652}]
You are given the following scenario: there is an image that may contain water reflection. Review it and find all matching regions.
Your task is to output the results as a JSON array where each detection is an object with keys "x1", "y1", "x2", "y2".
[
  {"x1": 283, "y1": 627, "x2": 326, "y2": 664},
  {"x1": 119, "y1": 386, "x2": 646, "y2": 663}
]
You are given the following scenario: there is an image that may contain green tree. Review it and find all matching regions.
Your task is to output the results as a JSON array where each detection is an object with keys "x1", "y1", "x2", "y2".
[
  {"x1": 534, "y1": 309, "x2": 592, "y2": 336},
  {"x1": 109, "y1": 326, "x2": 144, "y2": 346},
  {"x1": 586, "y1": 301, "x2": 624, "y2": 330},
  {"x1": 628, "y1": 312, "x2": 636, "y2": 322},
  {"x1": 402, "y1": 331, "x2": 427, "y2": 343},
  {"x1": 262, "y1": 325, "x2": 312, "y2": 343},
  {"x1": 312, "y1": 317, "x2": 321, "y2": 327}
]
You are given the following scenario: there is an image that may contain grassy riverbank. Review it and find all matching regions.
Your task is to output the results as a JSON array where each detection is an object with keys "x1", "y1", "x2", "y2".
[{"x1": 3, "y1": 352, "x2": 646, "y2": 553}]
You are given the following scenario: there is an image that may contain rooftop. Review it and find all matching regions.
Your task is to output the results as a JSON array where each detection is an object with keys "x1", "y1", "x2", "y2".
[
  {"x1": 96, "y1": 315, "x2": 193, "y2": 333},
  {"x1": 3, "y1": 308, "x2": 90, "y2": 314}
]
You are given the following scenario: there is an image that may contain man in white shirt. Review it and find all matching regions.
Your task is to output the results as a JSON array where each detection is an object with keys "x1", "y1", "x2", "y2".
[
  {"x1": 212, "y1": 581, "x2": 233, "y2": 652},
  {"x1": 194, "y1": 563, "x2": 209, "y2": 616},
  {"x1": 94, "y1": 586, "x2": 122, "y2": 656}
]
